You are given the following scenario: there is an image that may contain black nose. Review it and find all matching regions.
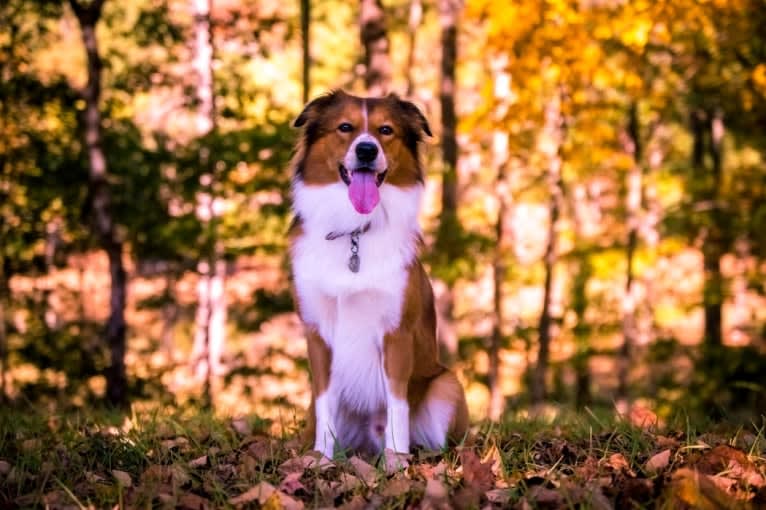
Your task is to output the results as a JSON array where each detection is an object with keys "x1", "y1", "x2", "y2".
[{"x1": 355, "y1": 141, "x2": 378, "y2": 163}]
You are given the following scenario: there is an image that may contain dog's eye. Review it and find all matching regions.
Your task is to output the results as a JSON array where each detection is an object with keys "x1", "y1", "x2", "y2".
[
  {"x1": 378, "y1": 125, "x2": 394, "y2": 136},
  {"x1": 338, "y1": 122, "x2": 353, "y2": 133}
]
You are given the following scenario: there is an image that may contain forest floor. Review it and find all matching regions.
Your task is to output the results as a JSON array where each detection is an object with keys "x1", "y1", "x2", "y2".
[{"x1": 1, "y1": 406, "x2": 765, "y2": 509}]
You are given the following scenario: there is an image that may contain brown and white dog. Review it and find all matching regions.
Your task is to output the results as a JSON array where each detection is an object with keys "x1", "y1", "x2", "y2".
[{"x1": 288, "y1": 90, "x2": 468, "y2": 461}]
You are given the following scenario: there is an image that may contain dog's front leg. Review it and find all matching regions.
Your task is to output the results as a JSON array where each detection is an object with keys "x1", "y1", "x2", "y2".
[
  {"x1": 307, "y1": 330, "x2": 336, "y2": 460},
  {"x1": 383, "y1": 330, "x2": 414, "y2": 456}
]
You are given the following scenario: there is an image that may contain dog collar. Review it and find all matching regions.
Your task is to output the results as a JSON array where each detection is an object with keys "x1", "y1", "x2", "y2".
[{"x1": 325, "y1": 222, "x2": 371, "y2": 273}]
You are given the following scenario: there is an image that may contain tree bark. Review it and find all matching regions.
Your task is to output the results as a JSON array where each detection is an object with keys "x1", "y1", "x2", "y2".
[
  {"x1": 438, "y1": 0, "x2": 459, "y2": 216},
  {"x1": 532, "y1": 94, "x2": 564, "y2": 405},
  {"x1": 703, "y1": 109, "x2": 724, "y2": 348},
  {"x1": 617, "y1": 102, "x2": 643, "y2": 403},
  {"x1": 691, "y1": 108, "x2": 724, "y2": 349},
  {"x1": 69, "y1": 0, "x2": 128, "y2": 408},
  {"x1": 487, "y1": 56, "x2": 512, "y2": 421},
  {"x1": 433, "y1": 0, "x2": 461, "y2": 362},
  {"x1": 360, "y1": 0, "x2": 391, "y2": 95},
  {"x1": 300, "y1": 0, "x2": 311, "y2": 104},
  {"x1": 405, "y1": 0, "x2": 422, "y2": 97},
  {"x1": 190, "y1": 0, "x2": 225, "y2": 397}
]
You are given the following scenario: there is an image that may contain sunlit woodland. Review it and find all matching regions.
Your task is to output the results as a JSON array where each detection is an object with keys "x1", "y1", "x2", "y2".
[{"x1": 2, "y1": 0, "x2": 766, "y2": 507}]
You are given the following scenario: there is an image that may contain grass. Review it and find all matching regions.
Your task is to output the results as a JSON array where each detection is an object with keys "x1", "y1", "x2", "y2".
[{"x1": 1, "y1": 404, "x2": 764, "y2": 508}]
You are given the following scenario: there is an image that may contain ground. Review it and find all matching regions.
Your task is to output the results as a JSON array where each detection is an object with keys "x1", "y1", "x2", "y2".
[{"x1": 1, "y1": 407, "x2": 765, "y2": 509}]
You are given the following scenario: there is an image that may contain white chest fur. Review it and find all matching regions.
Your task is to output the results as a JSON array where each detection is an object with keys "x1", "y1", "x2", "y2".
[{"x1": 291, "y1": 181, "x2": 422, "y2": 411}]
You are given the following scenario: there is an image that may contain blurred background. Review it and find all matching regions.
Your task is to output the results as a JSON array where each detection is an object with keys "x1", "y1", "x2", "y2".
[{"x1": 1, "y1": 0, "x2": 765, "y2": 429}]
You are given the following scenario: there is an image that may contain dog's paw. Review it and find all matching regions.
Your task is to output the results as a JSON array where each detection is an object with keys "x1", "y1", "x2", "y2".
[{"x1": 382, "y1": 448, "x2": 412, "y2": 474}]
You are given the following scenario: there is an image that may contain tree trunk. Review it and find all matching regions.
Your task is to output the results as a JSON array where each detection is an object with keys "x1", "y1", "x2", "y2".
[
  {"x1": 190, "y1": 0, "x2": 225, "y2": 397},
  {"x1": 532, "y1": 94, "x2": 564, "y2": 405},
  {"x1": 691, "y1": 108, "x2": 724, "y2": 349},
  {"x1": 300, "y1": 0, "x2": 311, "y2": 104},
  {"x1": 360, "y1": 0, "x2": 391, "y2": 95},
  {"x1": 617, "y1": 102, "x2": 643, "y2": 404},
  {"x1": 487, "y1": 56, "x2": 512, "y2": 421},
  {"x1": 438, "y1": 0, "x2": 459, "y2": 216},
  {"x1": 434, "y1": 0, "x2": 461, "y2": 362},
  {"x1": 405, "y1": 0, "x2": 422, "y2": 97},
  {"x1": 0, "y1": 261, "x2": 7, "y2": 404},
  {"x1": 704, "y1": 109, "x2": 724, "y2": 348},
  {"x1": 571, "y1": 184, "x2": 592, "y2": 408},
  {"x1": 69, "y1": 0, "x2": 128, "y2": 408}
]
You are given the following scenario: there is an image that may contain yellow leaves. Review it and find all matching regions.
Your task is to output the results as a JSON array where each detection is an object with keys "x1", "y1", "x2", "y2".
[
  {"x1": 752, "y1": 64, "x2": 766, "y2": 94},
  {"x1": 621, "y1": 18, "x2": 652, "y2": 50}
]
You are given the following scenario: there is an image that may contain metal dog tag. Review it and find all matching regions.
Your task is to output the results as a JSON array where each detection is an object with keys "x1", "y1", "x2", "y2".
[{"x1": 348, "y1": 253, "x2": 360, "y2": 273}]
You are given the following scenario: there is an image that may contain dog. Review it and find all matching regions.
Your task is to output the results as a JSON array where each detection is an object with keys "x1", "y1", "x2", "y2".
[{"x1": 288, "y1": 90, "x2": 468, "y2": 461}]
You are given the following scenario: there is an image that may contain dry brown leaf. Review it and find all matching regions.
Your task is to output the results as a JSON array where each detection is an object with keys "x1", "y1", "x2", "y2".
[
  {"x1": 667, "y1": 468, "x2": 749, "y2": 510},
  {"x1": 111, "y1": 469, "x2": 132, "y2": 487},
  {"x1": 627, "y1": 405, "x2": 659, "y2": 430},
  {"x1": 348, "y1": 455, "x2": 378, "y2": 485},
  {"x1": 337, "y1": 472, "x2": 363, "y2": 493},
  {"x1": 382, "y1": 448, "x2": 412, "y2": 474},
  {"x1": 178, "y1": 492, "x2": 211, "y2": 510},
  {"x1": 644, "y1": 449, "x2": 671, "y2": 474},
  {"x1": 279, "y1": 471, "x2": 306, "y2": 495},
  {"x1": 586, "y1": 483, "x2": 614, "y2": 510},
  {"x1": 481, "y1": 443, "x2": 504, "y2": 477},
  {"x1": 141, "y1": 464, "x2": 190, "y2": 488},
  {"x1": 460, "y1": 449, "x2": 495, "y2": 492},
  {"x1": 189, "y1": 455, "x2": 208, "y2": 468},
  {"x1": 380, "y1": 477, "x2": 415, "y2": 498},
  {"x1": 245, "y1": 436, "x2": 276, "y2": 460},
  {"x1": 21, "y1": 439, "x2": 41, "y2": 452},
  {"x1": 606, "y1": 452, "x2": 636, "y2": 476},
  {"x1": 230, "y1": 417, "x2": 252, "y2": 436},
  {"x1": 485, "y1": 488, "x2": 512, "y2": 505},
  {"x1": 421, "y1": 478, "x2": 450, "y2": 510},
  {"x1": 161, "y1": 437, "x2": 189, "y2": 450},
  {"x1": 695, "y1": 444, "x2": 766, "y2": 488},
  {"x1": 655, "y1": 435, "x2": 681, "y2": 449},
  {"x1": 527, "y1": 485, "x2": 563, "y2": 506},
  {"x1": 0, "y1": 460, "x2": 11, "y2": 476},
  {"x1": 229, "y1": 481, "x2": 303, "y2": 509},
  {"x1": 278, "y1": 452, "x2": 332, "y2": 475},
  {"x1": 338, "y1": 495, "x2": 368, "y2": 510}
]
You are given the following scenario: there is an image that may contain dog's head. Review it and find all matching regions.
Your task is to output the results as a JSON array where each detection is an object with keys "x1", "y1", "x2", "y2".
[{"x1": 292, "y1": 90, "x2": 432, "y2": 215}]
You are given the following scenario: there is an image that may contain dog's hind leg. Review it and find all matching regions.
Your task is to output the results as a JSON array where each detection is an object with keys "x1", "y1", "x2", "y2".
[{"x1": 410, "y1": 370, "x2": 469, "y2": 450}]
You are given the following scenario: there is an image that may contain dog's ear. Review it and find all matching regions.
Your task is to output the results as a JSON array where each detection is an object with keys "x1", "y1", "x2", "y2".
[
  {"x1": 294, "y1": 90, "x2": 343, "y2": 128},
  {"x1": 396, "y1": 98, "x2": 433, "y2": 137}
]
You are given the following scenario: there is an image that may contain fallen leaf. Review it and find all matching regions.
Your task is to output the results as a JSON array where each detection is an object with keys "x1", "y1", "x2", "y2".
[
  {"x1": 337, "y1": 472, "x2": 363, "y2": 493},
  {"x1": 279, "y1": 471, "x2": 306, "y2": 495},
  {"x1": 161, "y1": 437, "x2": 190, "y2": 450},
  {"x1": 627, "y1": 405, "x2": 659, "y2": 430},
  {"x1": 0, "y1": 460, "x2": 11, "y2": 476},
  {"x1": 178, "y1": 492, "x2": 211, "y2": 510},
  {"x1": 485, "y1": 488, "x2": 512, "y2": 504},
  {"x1": 189, "y1": 455, "x2": 208, "y2": 468},
  {"x1": 229, "y1": 481, "x2": 303, "y2": 509},
  {"x1": 421, "y1": 478, "x2": 450, "y2": 510},
  {"x1": 481, "y1": 443, "x2": 504, "y2": 477},
  {"x1": 279, "y1": 452, "x2": 332, "y2": 475},
  {"x1": 112, "y1": 469, "x2": 132, "y2": 487},
  {"x1": 382, "y1": 448, "x2": 412, "y2": 474},
  {"x1": 21, "y1": 439, "x2": 41, "y2": 452},
  {"x1": 380, "y1": 477, "x2": 415, "y2": 498},
  {"x1": 695, "y1": 444, "x2": 765, "y2": 488},
  {"x1": 460, "y1": 449, "x2": 494, "y2": 492},
  {"x1": 644, "y1": 449, "x2": 671, "y2": 474},
  {"x1": 244, "y1": 435, "x2": 277, "y2": 460},
  {"x1": 338, "y1": 495, "x2": 368, "y2": 510},
  {"x1": 655, "y1": 435, "x2": 681, "y2": 449},
  {"x1": 666, "y1": 468, "x2": 748, "y2": 510},
  {"x1": 527, "y1": 485, "x2": 563, "y2": 506},
  {"x1": 348, "y1": 455, "x2": 377, "y2": 485},
  {"x1": 606, "y1": 452, "x2": 636, "y2": 476},
  {"x1": 231, "y1": 417, "x2": 252, "y2": 436}
]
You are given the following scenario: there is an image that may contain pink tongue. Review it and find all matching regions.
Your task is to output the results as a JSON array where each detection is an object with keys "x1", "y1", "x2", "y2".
[{"x1": 348, "y1": 171, "x2": 380, "y2": 214}]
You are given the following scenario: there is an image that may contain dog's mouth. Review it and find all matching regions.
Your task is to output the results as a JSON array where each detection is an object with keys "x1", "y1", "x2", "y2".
[
  {"x1": 338, "y1": 165, "x2": 387, "y2": 186},
  {"x1": 339, "y1": 164, "x2": 387, "y2": 214}
]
